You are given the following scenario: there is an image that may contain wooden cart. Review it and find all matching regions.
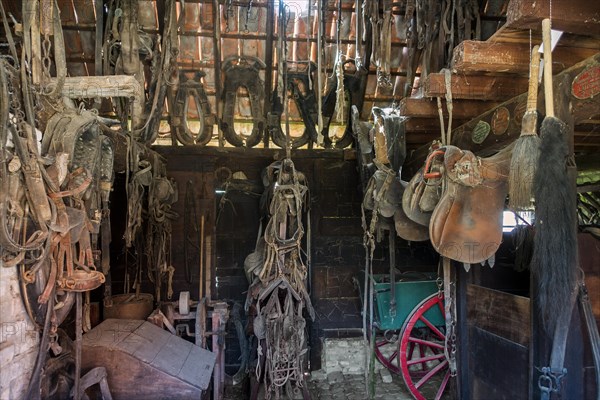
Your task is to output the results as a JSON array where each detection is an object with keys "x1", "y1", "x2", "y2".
[{"x1": 360, "y1": 273, "x2": 450, "y2": 400}]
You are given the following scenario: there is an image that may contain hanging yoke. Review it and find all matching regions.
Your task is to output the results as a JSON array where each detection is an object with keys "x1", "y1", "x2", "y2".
[
  {"x1": 173, "y1": 71, "x2": 214, "y2": 146},
  {"x1": 221, "y1": 56, "x2": 266, "y2": 147},
  {"x1": 270, "y1": 63, "x2": 319, "y2": 149},
  {"x1": 321, "y1": 60, "x2": 362, "y2": 149}
]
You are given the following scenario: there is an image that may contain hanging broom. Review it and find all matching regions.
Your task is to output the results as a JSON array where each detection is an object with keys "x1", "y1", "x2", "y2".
[
  {"x1": 531, "y1": 18, "x2": 577, "y2": 333},
  {"x1": 509, "y1": 45, "x2": 541, "y2": 210}
]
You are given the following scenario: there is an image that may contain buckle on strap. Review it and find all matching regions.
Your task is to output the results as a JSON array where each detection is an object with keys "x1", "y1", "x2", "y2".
[{"x1": 538, "y1": 366, "x2": 567, "y2": 399}]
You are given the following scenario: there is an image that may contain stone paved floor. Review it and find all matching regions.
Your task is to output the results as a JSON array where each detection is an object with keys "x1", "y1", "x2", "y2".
[
  {"x1": 306, "y1": 370, "x2": 414, "y2": 400},
  {"x1": 222, "y1": 369, "x2": 415, "y2": 400}
]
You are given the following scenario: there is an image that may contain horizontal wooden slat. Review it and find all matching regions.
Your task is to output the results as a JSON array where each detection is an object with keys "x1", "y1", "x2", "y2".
[
  {"x1": 423, "y1": 73, "x2": 529, "y2": 101},
  {"x1": 506, "y1": 0, "x2": 600, "y2": 36},
  {"x1": 467, "y1": 284, "x2": 530, "y2": 347},
  {"x1": 451, "y1": 41, "x2": 599, "y2": 76},
  {"x1": 398, "y1": 98, "x2": 500, "y2": 120}
]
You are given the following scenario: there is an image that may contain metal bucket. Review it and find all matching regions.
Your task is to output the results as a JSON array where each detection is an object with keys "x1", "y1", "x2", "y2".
[{"x1": 103, "y1": 293, "x2": 154, "y2": 320}]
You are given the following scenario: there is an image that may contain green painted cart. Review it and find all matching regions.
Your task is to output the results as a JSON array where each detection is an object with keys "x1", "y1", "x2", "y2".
[{"x1": 359, "y1": 273, "x2": 450, "y2": 400}]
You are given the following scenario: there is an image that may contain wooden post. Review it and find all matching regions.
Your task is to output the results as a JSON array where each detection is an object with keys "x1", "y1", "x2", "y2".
[
  {"x1": 205, "y1": 234, "x2": 212, "y2": 300},
  {"x1": 74, "y1": 292, "x2": 83, "y2": 400},
  {"x1": 212, "y1": 303, "x2": 228, "y2": 400},
  {"x1": 199, "y1": 214, "x2": 205, "y2": 301},
  {"x1": 213, "y1": 0, "x2": 223, "y2": 147},
  {"x1": 457, "y1": 264, "x2": 471, "y2": 400},
  {"x1": 262, "y1": 0, "x2": 275, "y2": 148},
  {"x1": 95, "y1": 0, "x2": 104, "y2": 77}
]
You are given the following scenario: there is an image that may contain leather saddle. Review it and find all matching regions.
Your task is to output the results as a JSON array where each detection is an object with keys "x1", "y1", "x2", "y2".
[
  {"x1": 428, "y1": 145, "x2": 512, "y2": 264},
  {"x1": 401, "y1": 142, "x2": 443, "y2": 227}
]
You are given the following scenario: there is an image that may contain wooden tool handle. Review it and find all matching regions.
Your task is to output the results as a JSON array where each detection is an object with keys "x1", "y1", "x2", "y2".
[
  {"x1": 542, "y1": 18, "x2": 554, "y2": 118},
  {"x1": 527, "y1": 45, "x2": 541, "y2": 112}
]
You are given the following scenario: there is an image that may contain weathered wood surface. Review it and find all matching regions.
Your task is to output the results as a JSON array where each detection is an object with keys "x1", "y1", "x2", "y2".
[
  {"x1": 467, "y1": 284, "x2": 530, "y2": 347},
  {"x1": 468, "y1": 326, "x2": 529, "y2": 400},
  {"x1": 450, "y1": 52, "x2": 600, "y2": 155},
  {"x1": 506, "y1": 0, "x2": 600, "y2": 36},
  {"x1": 54, "y1": 75, "x2": 144, "y2": 99},
  {"x1": 82, "y1": 319, "x2": 216, "y2": 399},
  {"x1": 451, "y1": 41, "x2": 599, "y2": 76},
  {"x1": 53, "y1": 75, "x2": 144, "y2": 130},
  {"x1": 423, "y1": 73, "x2": 529, "y2": 101},
  {"x1": 398, "y1": 98, "x2": 501, "y2": 120}
]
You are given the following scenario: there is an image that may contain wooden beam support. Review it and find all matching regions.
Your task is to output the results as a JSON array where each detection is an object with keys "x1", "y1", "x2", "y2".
[
  {"x1": 53, "y1": 75, "x2": 144, "y2": 133},
  {"x1": 398, "y1": 98, "x2": 501, "y2": 120},
  {"x1": 506, "y1": 0, "x2": 600, "y2": 36},
  {"x1": 451, "y1": 41, "x2": 599, "y2": 76},
  {"x1": 403, "y1": 52, "x2": 600, "y2": 177},
  {"x1": 451, "y1": 52, "x2": 600, "y2": 154},
  {"x1": 423, "y1": 73, "x2": 529, "y2": 101},
  {"x1": 405, "y1": 117, "x2": 467, "y2": 133},
  {"x1": 54, "y1": 75, "x2": 144, "y2": 99}
]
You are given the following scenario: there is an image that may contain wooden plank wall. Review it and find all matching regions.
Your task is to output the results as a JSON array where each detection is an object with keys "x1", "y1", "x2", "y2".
[
  {"x1": 466, "y1": 284, "x2": 530, "y2": 400},
  {"x1": 149, "y1": 147, "x2": 439, "y2": 371}
]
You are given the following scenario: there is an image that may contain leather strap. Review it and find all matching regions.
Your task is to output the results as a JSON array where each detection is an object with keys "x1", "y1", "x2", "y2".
[{"x1": 538, "y1": 289, "x2": 577, "y2": 400}]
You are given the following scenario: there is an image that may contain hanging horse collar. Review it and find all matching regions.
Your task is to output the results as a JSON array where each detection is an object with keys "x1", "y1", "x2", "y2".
[{"x1": 221, "y1": 56, "x2": 266, "y2": 147}]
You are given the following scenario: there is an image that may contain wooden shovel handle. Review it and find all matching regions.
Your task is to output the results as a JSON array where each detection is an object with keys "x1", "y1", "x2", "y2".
[
  {"x1": 542, "y1": 18, "x2": 554, "y2": 118},
  {"x1": 527, "y1": 46, "x2": 541, "y2": 112}
]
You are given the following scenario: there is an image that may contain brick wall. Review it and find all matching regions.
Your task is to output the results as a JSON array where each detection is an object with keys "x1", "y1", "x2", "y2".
[{"x1": 0, "y1": 261, "x2": 39, "y2": 400}]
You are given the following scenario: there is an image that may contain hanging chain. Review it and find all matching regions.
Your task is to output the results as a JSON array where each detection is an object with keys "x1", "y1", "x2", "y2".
[
  {"x1": 41, "y1": 34, "x2": 52, "y2": 81},
  {"x1": 445, "y1": 279, "x2": 458, "y2": 377},
  {"x1": 6, "y1": 70, "x2": 27, "y2": 138}
]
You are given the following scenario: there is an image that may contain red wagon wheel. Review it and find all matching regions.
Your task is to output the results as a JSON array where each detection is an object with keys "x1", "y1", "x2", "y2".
[
  {"x1": 399, "y1": 293, "x2": 451, "y2": 400},
  {"x1": 371, "y1": 329, "x2": 402, "y2": 374}
]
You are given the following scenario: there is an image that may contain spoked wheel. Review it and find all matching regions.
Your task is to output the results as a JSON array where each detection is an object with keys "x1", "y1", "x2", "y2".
[
  {"x1": 370, "y1": 328, "x2": 402, "y2": 374},
  {"x1": 400, "y1": 293, "x2": 451, "y2": 400}
]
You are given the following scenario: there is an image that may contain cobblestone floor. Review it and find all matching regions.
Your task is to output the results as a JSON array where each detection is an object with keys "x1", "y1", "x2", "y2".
[{"x1": 223, "y1": 370, "x2": 415, "y2": 400}]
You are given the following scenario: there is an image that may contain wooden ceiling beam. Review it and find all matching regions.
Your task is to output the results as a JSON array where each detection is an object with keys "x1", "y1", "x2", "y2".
[
  {"x1": 403, "y1": 52, "x2": 600, "y2": 177},
  {"x1": 398, "y1": 98, "x2": 501, "y2": 120},
  {"x1": 451, "y1": 41, "x2": 599, "y2": 76},
  {"x1": 404, "y1": 118, "x2": 467, "y2": 133},
  {"x1": 451, "y1": 53, "x2": 600, "y2": 153},
  {"x1": 506, "y1": 0, "x2": 600, "y2": 36},
  {"x1": 423, "y1": 73, "x2": 529, "y2": 101}
]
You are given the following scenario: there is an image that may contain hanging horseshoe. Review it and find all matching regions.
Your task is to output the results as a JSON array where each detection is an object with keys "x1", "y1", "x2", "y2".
[
  {"x1": 173, "y1": 71, "x2": 214, "y2": 146},
  {"x1": 221, "y1": 56, "x2": 266, "y2": 147}
]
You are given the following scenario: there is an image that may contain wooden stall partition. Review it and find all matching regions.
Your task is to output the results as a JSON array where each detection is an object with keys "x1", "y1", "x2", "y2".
[{"x1": 466, "y1": 284, "x2": 530, "y2": 400}]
